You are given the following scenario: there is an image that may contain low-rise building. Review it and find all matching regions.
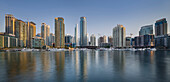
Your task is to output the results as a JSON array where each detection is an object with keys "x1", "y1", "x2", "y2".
[
  {"x1": 126, "y1": 37, "x2": 132, "y2": 48},
  {"x1": 0, "y1": 35, "x2": 4, "y2": 48},
  {"x1": 32, "y1": 37, "x2": 45, "y2": 48},
  {"x1": 10, "y1": 36, "x2": 18, "y2": 48},
  {"x1": 134, "y1": 34, "x2": 154, "y2": 48},
  {"x1": 99, "y1": 42, "x2": 112, "y2": 48},
  {"x1": 108, "y1": 36, "x2": 113, "y2": 47},
  {"x1": 3, "y1": 34, "x2": 18, "y2": 48},
  {"x1": 155, "y1": 34, "x2": 170, "y2": 49}
]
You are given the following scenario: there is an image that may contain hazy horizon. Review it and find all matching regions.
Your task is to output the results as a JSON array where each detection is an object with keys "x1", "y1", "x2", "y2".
[{"x1": 0, "y1": 0, "x2": 170, "y2": 38}]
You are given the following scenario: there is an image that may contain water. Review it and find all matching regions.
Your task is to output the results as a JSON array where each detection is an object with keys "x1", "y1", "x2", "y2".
[{"x1": 0, "y1": 50, "x2": 170, "y2": 82}]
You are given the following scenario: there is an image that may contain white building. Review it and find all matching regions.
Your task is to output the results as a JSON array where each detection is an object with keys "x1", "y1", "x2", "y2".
[
  {"x1": 113, "y1": 24, "x2": 126, "y2": 48},
  {"x1": 74, "y1": 24, "x2": 78, "y2": 46},
  {"x1": 90, "y1": 34, "x2": 96, "y2": 46},
  {"x1": 41, "y1": 23, "x2": 50, "y2": 46}
]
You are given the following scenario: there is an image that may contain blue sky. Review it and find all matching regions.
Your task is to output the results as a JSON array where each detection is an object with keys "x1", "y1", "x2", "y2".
[{"x1": 0, "y1": 0, "x2": 170, "y2": 38}]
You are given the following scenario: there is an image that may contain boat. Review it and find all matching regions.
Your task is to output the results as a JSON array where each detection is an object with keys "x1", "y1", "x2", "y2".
[
  {"x1": 150, "y1": 48, "x2": 156, "y2": 51},
  {"x1": 21, "y1": 48, "x2": 32, "y2": 51}
]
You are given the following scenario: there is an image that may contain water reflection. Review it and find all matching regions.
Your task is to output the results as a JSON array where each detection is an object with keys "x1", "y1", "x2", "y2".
[
  {"x1": 55, "y1": 51, "x2": 65, "y2": 82},
  {"x1": 0, "y1": 50, "x2": 170, "y2": 82},
  {"x1": 79, "y1": 51, "x2": 88, "y2": 81},
  {"x1": 0, "y1": 52, "x2": 36, "y2": 81}
]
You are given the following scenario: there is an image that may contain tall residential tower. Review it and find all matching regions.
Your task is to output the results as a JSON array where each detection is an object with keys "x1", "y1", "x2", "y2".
[
  {"x1": 55, "y1": 17, "x2": 65, "y2": 48},
  {"x1": 41, "y1": 23, "x2": 50, "y2": 46},
  {"x1": 5, "y1": 14, "x2": 16, "y2": 35},
  {"x1": 80, "y1": 17, "x2": 87, "y2": 46},
  {"x1": 74, "y1": 24, "x2": 78, "y2": 46},
  {"x1": 28, "y1": 22, "x2": 36, "y2": 48},
  {"x1": 155, "y1": 18, "x2": 168, "y2": 36},
  {"x1": 113, "y1": 24, "x2": 126, "y2": 48}
]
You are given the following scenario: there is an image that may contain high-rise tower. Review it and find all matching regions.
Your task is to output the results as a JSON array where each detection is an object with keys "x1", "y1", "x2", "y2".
[
  {"x1": 80, "y1": 17, "x2": 87, "y2": 46},
  {"x1": 55, "y1": 17, "x2": 65, "y2": 48},
  {"x1": 74, "y1": 24, "x2": 78, "y2": 46}
]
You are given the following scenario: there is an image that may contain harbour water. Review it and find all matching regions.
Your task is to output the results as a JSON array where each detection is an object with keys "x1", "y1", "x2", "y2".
[{"x1": 0, "y1": 50, "x2": 170, "y2": 82}]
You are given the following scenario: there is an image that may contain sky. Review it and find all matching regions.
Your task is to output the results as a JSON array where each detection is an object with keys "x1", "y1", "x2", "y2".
[{"x1": 0, "y1": 0, "x2": 170, "y2": 39}]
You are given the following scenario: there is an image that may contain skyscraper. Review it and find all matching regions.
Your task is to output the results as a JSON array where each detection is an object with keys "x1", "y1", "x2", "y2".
[
  {"x1": 41, "y1": 23, "x2": 47, "y2": 44},
  {"x1": 5, "y1": 14, "x2": 16, "y2": 35},
  {"x1": 46, "y1": 25, "x2": 50, "y2": 45},
  {"x1": 15, "y1": 20, "x2": 27, "y2": 47},
  {"x1": 74, "y1": 24, "x2": 78, "y2": 46},
  {"x1": 90, "y1": 34, "x2": 96, "y2": 46},
  {"x1": 55, "y1": 17, "x2": 65, "y2": 48},
  {"x1": 41, "y1": 23, "x2": 50, "y2": 46},
  {"x1": 80, "y1": 17, "x2": 87, "y2": 46},
  {"x1": 139, "y1": 25, "x2": 153, "y2": 36},
  {"x1": 113, "y1": 24, "x2": 126, "y2": 48},
  {"x1": 28, "y1": 22, "x2": 36, "y2": 48},
  {"x1": 155, "y1": 18, "x2": 168, "y2": 36}
]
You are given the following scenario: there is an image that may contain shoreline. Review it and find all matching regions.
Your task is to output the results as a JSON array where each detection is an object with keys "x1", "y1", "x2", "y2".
[{"x1": 0, "y1": 48, "x2": 170, "y2": 52}]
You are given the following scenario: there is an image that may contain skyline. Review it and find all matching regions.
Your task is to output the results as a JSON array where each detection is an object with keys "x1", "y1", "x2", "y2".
[{"x1": 0, "y1": 0, "x2": 170, "y2": 37}]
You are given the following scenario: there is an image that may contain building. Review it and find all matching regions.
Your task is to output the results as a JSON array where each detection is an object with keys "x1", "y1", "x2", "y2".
[
  {"x1": 80, "y1": 17, "x2": 87, "y2": 46},
  {"x1": 143, "y1": 35, "x2": 154, "y2": 47},
  {"x1": 15, "y1": 20, "x2": 27, "y2": 47},
  {"x1": 32, "y1": 36, "x2": 45, "y2": 48},
  {"x1": 98, "y1": 35, "x2": 111, "y2": 48},
  {"x1": 4, "y1": 36, "x2": 10, "y2": 48},
  {"x1": 139, "y1": 25, "x2": 153, "y2": 36},
  {"x1": 2, "y1": 34, "x2": 18, "y2": 48},
  {"x1": 55, "y1": 17, "x2": 65, "y2": 48},
  {"x1": 98, "y1": 36, "x2": 104, "y2": 46},
  {"x1": 90, "y1": 34, "x2": 96, "y2": 46},
  {"x1": 103, "y1": 35, "x2": 107, "y2": 43},
  {"x1": 28, "y1": 22, "x2": 36, "y2": 48},
  {"x1": 155, "y1": 34, "x2": 170, "y2": 49},
  {"x1": 65, "y1": 34, "x2": 73, "y2": 44},
  {"x1": 41, "y1": 23, "x2": 50, "y2": 46},
  {"x1": 131, "y1": 38, "x2": 135, "y2": 47},
  {"x1": 41, "y1": 23, "x2": 47, "y2": 44},
  {"x1": 49, "y1": 33, "x2": 55, "y2": 46},
  {"x1": 74, "y1": 24, "x2": 78, "y2": 46},
  {"x1": 155, "y1": 18, "x2": 168, "y2": 36},
  {"x1": 46, "y1": 25, "x2": 50, "y2": 46},
  {"x1": 99, "y1": 43, "x2": 112, "y2": 48},
  {"x1": 65, "y1": 34, "x2": 73, "y2": 47},
  {"x1": 22, "y1": 21, "x2": 27, "y2": 47},
  {"x1": 98, "y1": 36, "x2": 107, "y2": 46},
  {"x1": 113, "y1": 24, "x2": 126, "y2": 48},
  {"x1": 134, "y1": 35, "x2": 154, "y2": 48},
  {"x1": 108, "y1": 36, "x2": 113, "y2": 47},
  {"x1": 10, "y1": 35, "x2": 18, "y2": 47},
  {"x1": 134, "y1": 36, "x2": 143, "y2": 48},
  {"x1": 126, "y1": 37, "x2": 132, "y2": 48},
  {"x1": 0, "y1": 34, "x2": 4, "y2": 48},
  {"x1": 5, "y1": 14, "x2": 16, "y2": 35},
  {"x1": 86, "y1": 34, "x2": 89, "y2": 46}
]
